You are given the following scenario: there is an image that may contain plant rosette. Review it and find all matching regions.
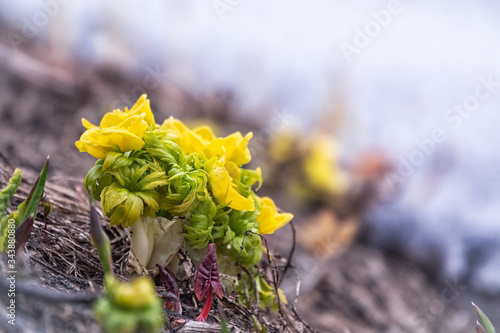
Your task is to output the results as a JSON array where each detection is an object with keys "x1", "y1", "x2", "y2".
[{"x1": 77, "y1": 95, "x2": 293, "y2": 310}]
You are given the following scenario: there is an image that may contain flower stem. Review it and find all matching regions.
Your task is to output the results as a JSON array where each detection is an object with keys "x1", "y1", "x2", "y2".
[{"x1": 196, "y1": 291, "x2": 213, "y2": 322}]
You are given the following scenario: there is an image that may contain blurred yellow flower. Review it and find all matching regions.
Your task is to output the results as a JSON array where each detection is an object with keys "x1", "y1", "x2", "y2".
[
  {"x1": 303, "y1": 135, "x2": 347, "y2": 195},
  {"x1": 269, "y1": 130, "x2": 295, "y2": 163},
  {"x1": 205, "y1": 156, "x2": 255, "y2": 211},
  {"x1": 257, "y1": 197, "x2": 293, "y2": 234},
  {"x1": 76, "y1": 95, "x2": 155, "y2": 159},
  {"x1": 111, "y1": 276, "x2": 158, "y2": 310}
]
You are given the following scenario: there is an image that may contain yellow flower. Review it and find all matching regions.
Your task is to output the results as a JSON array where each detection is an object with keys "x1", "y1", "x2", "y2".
[
  {"x1": 257, "y1": 197, "x2": 293, "y2": 234},
  {"x1": 160, "y1": 117, "x2": 252, "y2": 166},
  {"x1": 76, "y1": 95, "x2": 155, "y2": 159},
  {"x1": 101, "y1": 94, "x2": 155, "y2": 129},
  {"x1": 202, "y1": 132, "x2": 254, "y2": 210},
  {"x1": 205, "y1": 156, "x2": 255, "y2": 211},
  {"x1": 204, "y1": 132, "x2": 253, "y2": 166},
  {"x1": 160, "y1": 117, "x2": 216, "y2": 155},
  {"x1": 159, "y1": 116, "x2": 189, "y2": 136}
]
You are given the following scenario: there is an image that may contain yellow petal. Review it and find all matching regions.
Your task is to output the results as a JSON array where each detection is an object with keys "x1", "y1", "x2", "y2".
[
  {"x1": 206, "y1": 157, "x2": 254, "y2": 211},
  {"x1": 100, "y1": 109, "x2": 129, "y2": 128},
  {"x1": 193, "y1": 125, "x2": 216, "y2": 143},
  {"x1": 205, "y1": 132, "x2": 253, "y2": 165},
  {"x1": 225, "y1": 185, "x2": 255, "y2": 211},
  {"x1": 225, "y1": 161, "x2": 241, "y2": 181},
  {"x1": 100, "y1": 95, "x2": 155, "y2": 129},
  {"x1": 98, "y1": 129, "x2": 145, "y2": 152},
  {"x1": 229, "y1": 132, "x2": 253, "y2": 165},
  {"x1": 116, "y1": 114, "x2": 148, "y2": 138},
  {"x1": 179, "y1": 129, "x2": 209, "y2": 155},
  {"x1": 178, "y1": 125, "x2": 216, "y2": 155},
  {"x1": 76, "y1": 127, "x2": 145, "y2": 159},
  {"x1": 129, "y1": 94, "x2": 155, "y2": 128},
  {"x1": 75, "y1": 139, "x2": 111, "y2": 159},
  {"x1": 82, "y1": 118, "x2": 97, "y2": 129},
  {"x1": 160, "y1": 116, "x2": 188, "y2": 135},
  {"x1": 257, "y1": 197, "x2": 293, "y2": 234}
]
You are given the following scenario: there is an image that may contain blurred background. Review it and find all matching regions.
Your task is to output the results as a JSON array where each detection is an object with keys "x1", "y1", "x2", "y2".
[{"x1": 1, "y1": 0, "x2": 500, "y2": 331}]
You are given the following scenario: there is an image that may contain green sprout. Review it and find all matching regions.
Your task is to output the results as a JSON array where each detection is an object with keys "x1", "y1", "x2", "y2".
[
  {"x1": 89, "y1": 197, "x2": 163, "y2": 333},
  {"x1": 0, "y1": 157, "x2": 49, "y2": 253},
  {"x1": 473, "y1": 302, "x2": 496, "y2": 333}
]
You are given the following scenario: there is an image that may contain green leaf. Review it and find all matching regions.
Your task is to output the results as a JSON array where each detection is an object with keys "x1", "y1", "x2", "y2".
[
  {"x1": 473, "y1": 302, "x2": 496, "y2": 333},
  {"x1": 143, "y1": 131, "x2": 184, "y2": 167},
  {"x1": 235, "y1": 168, "x2": 262, "y2": 197},
  {"x1": 18, "y1": 157, "x2": 49, "y2": 223},
  {"x1": 84, "y1": 160, "x2": 113, "y2": 200},
  {"x1": 102, "y1": 151, "x2": 134, "y2": 171},
  {"x1": 135, "y1": 171, "x2": 169, "y2": 191},
  {"x1": 183, "y1": 199, "x2": 216, "y2": 248},
  {"x1": 477, "y1": 321, "x2": 488, "y2": 333},
  {"x1": 89, "y1": 204, "x2": 112, "y2": 276},
  {"x1": 135, "y1": 191, "x2": 160, "y2": 213},
  {"x1": 101, "y1": 183, "x2": 129, "y2": 214}
]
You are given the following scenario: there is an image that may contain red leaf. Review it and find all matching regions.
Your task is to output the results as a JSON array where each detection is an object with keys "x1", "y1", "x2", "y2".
[
  {"x1": 157, "y1": 263, "x2": 179, "y2": 297},
  {"x1": 157, "y1": 263, "x2": 182, "y2": 313},
  {"x1": 194, "y1": 243, "x2": 223, "y2": 321},
  {"x1": 15, "y1": 214, "x2": 34, "y2": 252}
]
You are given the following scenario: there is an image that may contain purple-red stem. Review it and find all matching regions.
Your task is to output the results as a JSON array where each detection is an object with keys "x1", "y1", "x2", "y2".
[{"x1": 195, "y1": 291, "x2": 213, "y2": 322}]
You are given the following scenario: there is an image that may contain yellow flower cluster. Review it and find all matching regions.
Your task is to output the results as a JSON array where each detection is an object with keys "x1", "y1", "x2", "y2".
[{"x1": 76, "y1": 94, "x2": 292, "y2": 235}]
